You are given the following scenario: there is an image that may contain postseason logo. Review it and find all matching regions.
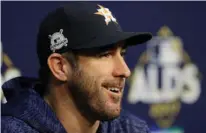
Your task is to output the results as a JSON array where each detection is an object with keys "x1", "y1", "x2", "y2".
[{"x1": 127, "y1": 26, "x2": 202, "y2": 131}]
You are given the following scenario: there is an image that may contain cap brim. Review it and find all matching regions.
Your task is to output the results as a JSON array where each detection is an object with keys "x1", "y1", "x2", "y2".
[
  {"x1": 116, "y1": 32, "x2": 153, "y2": 46},
  {"x1": 69, "y1": 31, "x2": 152, "y2": 50},
  {"x1": 85, "y1": 31, "x2": 152, "y2": 49}
]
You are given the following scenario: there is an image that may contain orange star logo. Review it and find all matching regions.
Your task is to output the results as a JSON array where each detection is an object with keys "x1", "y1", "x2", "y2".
[{"x1": 94, "y1": 4, "x2": 118, "y2": 25}]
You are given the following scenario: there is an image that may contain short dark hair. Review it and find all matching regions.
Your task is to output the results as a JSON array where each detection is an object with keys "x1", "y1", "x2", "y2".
[{"x1": 37, "y1": 51, "x2": 78, "y2": 96}]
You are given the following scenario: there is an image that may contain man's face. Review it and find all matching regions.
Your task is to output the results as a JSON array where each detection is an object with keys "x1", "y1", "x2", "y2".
[{"x1": 68, "y1": 42, "x2": 131, "y2": 121}]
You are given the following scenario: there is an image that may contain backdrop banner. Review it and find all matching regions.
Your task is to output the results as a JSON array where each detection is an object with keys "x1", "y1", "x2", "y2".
[{"x1": 1, "y1": 2, "x2": 206, "y2": 133}]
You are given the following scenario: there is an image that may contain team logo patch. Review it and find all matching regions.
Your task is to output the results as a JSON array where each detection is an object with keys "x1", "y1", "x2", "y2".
[
  {"x1": 49, "y1": 29, "x2": 68, "y2": 52},
  {"x1": 94, "y1": 4, "x2": 118, "y2": 25}
]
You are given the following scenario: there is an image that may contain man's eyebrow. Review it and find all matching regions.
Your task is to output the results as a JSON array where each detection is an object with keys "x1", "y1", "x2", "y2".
[
  {"x1": 121, "y1": 48, "x2": 127, "y2": 52},
  {"x1": 121, "y1": 44, "x2": 128, "y2": 52}
]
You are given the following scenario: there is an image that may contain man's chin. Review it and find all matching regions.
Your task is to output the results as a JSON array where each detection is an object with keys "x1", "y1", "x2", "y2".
[{"x1": 97, "y1": 108, "x2": 121, "y2": 121}]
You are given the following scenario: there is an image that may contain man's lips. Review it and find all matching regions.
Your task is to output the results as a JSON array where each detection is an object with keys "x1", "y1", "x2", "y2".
[
  {"x1": 101, "y1": 79, "x2": 125, "y2": 94},
  {"x1": 102, "y1": 85, "x2": 123, "y2": 94}
]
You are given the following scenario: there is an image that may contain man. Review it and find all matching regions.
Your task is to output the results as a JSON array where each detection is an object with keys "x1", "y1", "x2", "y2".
[{"x1": 1, "y1": 2, "x2": 152, "y2": 133}]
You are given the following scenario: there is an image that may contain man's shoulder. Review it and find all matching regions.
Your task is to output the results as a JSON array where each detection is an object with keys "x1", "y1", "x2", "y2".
[
  {"x1": 107, "y1": 110, "x2": 150, "y2": 133},
  {"x1": 119, "y1": 110, "x2": 149, "y2": 127},
  {"x1": 1, "y1": 116, "x2": 38, "y2": 133}
]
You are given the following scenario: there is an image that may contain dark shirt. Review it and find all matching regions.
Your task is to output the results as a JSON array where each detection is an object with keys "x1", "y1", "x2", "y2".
[{"x1": 1, "y1": 77, "x2": 150, "y2": 133}]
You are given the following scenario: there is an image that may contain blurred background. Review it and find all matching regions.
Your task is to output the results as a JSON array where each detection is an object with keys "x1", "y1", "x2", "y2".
[{"x1": 1, "y1": 1, "x2": 206, "y2": 133}]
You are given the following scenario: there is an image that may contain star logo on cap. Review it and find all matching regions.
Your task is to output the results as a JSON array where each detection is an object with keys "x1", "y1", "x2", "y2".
[{"x1": 94, "y1": 5, "x2": 118, "y2": 25}]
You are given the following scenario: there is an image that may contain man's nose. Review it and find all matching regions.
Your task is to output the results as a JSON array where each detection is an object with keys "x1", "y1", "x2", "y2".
[{"x1": 112, "y1": 56, "x2": 131, "y2": 78}]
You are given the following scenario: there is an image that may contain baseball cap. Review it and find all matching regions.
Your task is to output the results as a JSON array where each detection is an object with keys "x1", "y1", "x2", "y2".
[{"x1": 37, "y1": 2, "x2": 152, "y2": 66}]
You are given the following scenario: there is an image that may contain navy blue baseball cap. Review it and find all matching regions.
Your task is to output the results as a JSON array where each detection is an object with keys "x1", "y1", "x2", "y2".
[{"x1": 37, "y1": 2, "x2": 152, "y2": 66}]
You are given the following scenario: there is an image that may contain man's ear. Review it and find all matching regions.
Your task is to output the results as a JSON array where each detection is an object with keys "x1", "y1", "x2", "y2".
[{"x1": 47, "y1": 53, "x2": 71, "y2": 82}]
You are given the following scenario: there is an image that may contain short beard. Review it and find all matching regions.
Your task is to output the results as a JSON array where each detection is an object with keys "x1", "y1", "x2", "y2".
[{"x1": 67, "y1": 66, "x2": 121, "y2": 122}]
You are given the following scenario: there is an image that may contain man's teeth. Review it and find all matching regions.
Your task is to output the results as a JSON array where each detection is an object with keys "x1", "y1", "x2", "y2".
[{"x1": 108, "y1": 88, "x2": 119, "y2": 93}]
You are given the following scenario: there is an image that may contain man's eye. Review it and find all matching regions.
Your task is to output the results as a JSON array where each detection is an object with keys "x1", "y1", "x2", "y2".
[
  {"x1": 121, "y1": 51, "x2": 126, "y2": 57},
  {"x1": 99, "y1": 52, "x2": 112, "y2": 58}
]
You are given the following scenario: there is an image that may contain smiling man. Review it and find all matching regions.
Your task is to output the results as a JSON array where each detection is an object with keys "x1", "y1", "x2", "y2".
[{"x1": 1, "y1": 2, "x2": 152, "y2": 133}]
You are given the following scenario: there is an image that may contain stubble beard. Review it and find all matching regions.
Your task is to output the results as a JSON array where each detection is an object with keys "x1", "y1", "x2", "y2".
[{"x1": 68, "y1": 67, "x2": 122, "y2": 122}]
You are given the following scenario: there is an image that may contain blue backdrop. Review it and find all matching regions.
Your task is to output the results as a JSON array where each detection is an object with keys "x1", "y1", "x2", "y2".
[{"x1": 1, "y1": 1, "x2": 206, "y2": 133}]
